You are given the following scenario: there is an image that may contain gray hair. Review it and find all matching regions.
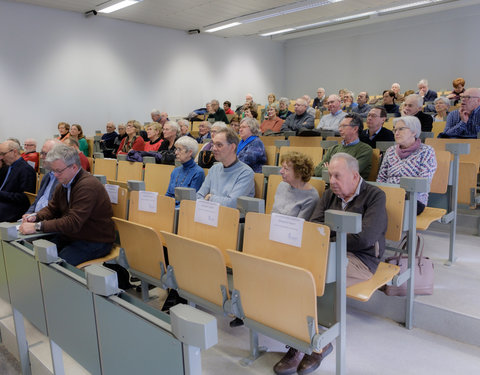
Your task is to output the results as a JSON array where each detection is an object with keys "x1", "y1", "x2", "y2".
[
  {"x1": 434, "y1": 96, "x2": 450, "y2": 106},
  {"x1": 165, "y1": 121, "x2": 181, "y2": 137},
  {"x1": 151, "y1": 109, "x2": 160, "y2": 115},
  {"x1": 45, "y1": 143, "x2": 81, "y2": 167},
  {"x1": 211, "y1": 122, "x2": 228, "y2": 132},
  {"x1": 279, "y1": 97, "x2": 290, "y2": 105},
  {"x1": 240, "y1": 117, "x2": 261, "y2": 136},
  {"x1": 418, "y1": 79, "x2": 428, "y2": 87},
  {"x1": 296, "y1": 97, "x2": 308, "y2": 107},
  {"x1": 175, "y1": 136, "x2": 199, "y2": 157},
  {"x1": 406, "y1": 94, "x2": 423, "y2": 108},
  {"x1": 210, "y1": 99, "x2": 219, "y2": 106},
  {"x1": 330, "y1": 153, "x2": 359, "y2": 173},
  {"x1": 394, "y1": 116, "x2": 421, "y2": 138},
  {"x1": 177, "y1": 119, "x2": 189, "y2": 129},
  {"x1": 5, "y1": 140, "x2": 21, "y2": 152}
]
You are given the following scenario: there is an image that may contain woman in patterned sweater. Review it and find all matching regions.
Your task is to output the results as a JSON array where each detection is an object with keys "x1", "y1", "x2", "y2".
[
  {"x1": 377, "y1": 116, "x2": 437, "y2": 214},
  {"x1": 237, "y1": 117, "x2": 266, "y2": 173}
]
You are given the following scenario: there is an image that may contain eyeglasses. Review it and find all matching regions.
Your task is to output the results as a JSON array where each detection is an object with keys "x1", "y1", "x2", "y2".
[
  {"x1": 367, "y1": 113, "x2": 380, "y2": 118},
  {"x1": 393, "y1": 127, "x2": 409, "y2": 133},
  {"x1": 0, "y1": 149, "x2": 13, "y2": 157},
  {"x1": 338, "y1": 125, "x2": 354, "y2": 129},
  {"x1": 52, "y1": 165, "x2": 72, "y2": 175},
  {"x1": 461, "y1": 96, "x2": 480, "y2": 100}
]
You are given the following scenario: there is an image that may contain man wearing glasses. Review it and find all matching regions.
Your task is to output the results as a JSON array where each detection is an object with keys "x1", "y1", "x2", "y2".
[
  {"x1": 440, "y1": 87, "x2": 480, "y2": 138},
  {"x1": 360, "y1": 106, "x2": 394, "y2": 148},
  {"x1": 0, "y1": 140, "x2": 36, "y2": 222},
  {"x1": 19, "y1": 144, "x2": 115, "y2": 266},
  {"x1": 281, "y1": 97, "x2": 315, "y2": 133},
  {"x1": 21, "y1": 138, "x2": 39, "y2": 171},
  {"x1": 316, "y1": 94, "x2": 347, "y2": 133}
]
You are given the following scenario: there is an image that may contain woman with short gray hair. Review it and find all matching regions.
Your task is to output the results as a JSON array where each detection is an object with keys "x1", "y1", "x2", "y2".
[
  {"x1": 278, "y1": 97, "x2": 292, "y2": 120},
  {"x1": 433, "y1": 97, "x2": 450, "y2": 122},
  {"x1": 165, "y1": 136, "x2": 205, "y2": 206},
  {"x1": 237, "y1": 118, "x2": 266, "y2": 173},
  {"x1": 377, "y1": 116, "x2": 437, "y2": 214},
  {"x1": 156, "y1": 121, "x2": 180, "y2": 165}
]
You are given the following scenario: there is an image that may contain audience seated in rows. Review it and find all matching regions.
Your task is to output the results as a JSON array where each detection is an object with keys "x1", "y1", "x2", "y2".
[
  {"x1": 260, "y1": 104, "x2": 284, "y2": 133},
  {"x1": 26, "y1": 139, "x2": 61, "y2": 214},
  {"x1": 312, "y1": 87, "x2": 326, "y2": 109},
  {"x1": 165, "y1": 136, "x2": 205, "y2": 206},
  {"x1": 237, "y1": 118, "x2": 266, "y2": 173},
  {"x1": 281, "y1": 98, "x2": 315, "y2": 134},
  {"x1": 19, "y1": 144, "x2": 115, "y2": 267},
  {"x1": 316, "y1": 94, "x2": 346, "y2": 133},
  {"x1": 342, "y1": 91, "x2": 358, "y2": 112},
  {"x1": 416, "y1": 78, "x2": 437, "y2": 103},
  {"x1": 352, "y1": 91, "x2": 371, "y2": 119},
  {"x1": 208, "y1": 99, "x2": 230, "y2": 124},
  {"x1": 440, "y1": 87, "x2": 480, "y2": 138},
  {"x1": 360, "y1": 106, "x2": 394, "y2": 148},
  {"x1": 196, "y1": 122, "x2": 227, "y2": 168},
  {"x1": 144, "y1": 122, "x2": 163, "y2": 152},
  {"x1": 157, "y1": 121, "x2": 179, "y2": 165},
  {"x1": 278, "y1": 97, "x2": 293, "y2": 120},
  {"x1": 0, "y1": 140, "x2": 36, "y2": 222},
  {"x1": 382, "y1": 90, "x2": 401, "y2": 117},
  {"x1": 196, "y1": 121, "x2": 211, "y2": 144},
  {"x1": 223, "y1": 101, "x2": 234, "y2": 115},
  {"x1": 21, "y1": 138, "x2": 39, "y2": 171},
  {"x1": 402, "y1": 94, "x2": 433, "y2": 132},
  {"x1": 377, "y1": 116, "x2": 437, "y2": 214},
  {"x1": 57, "y1": 122, "x2": 70, "y2": 142},
  {"x1": 315, "y1": 113, "x2": 372, "y2": 179},
  {"x1": 177, "y1": 119, "x2": 195, "y2": 138},
  {"x1": 446, "y1": 77, "x2": 465, "y2": 106},
  {"x1": 272, "y1": 151, "x2": 319, "y2": 219},
  {"x1": 196, "y1": 127, "x2": 254, "y2": 208},
  {"x1": 101, "y1": 122, "x2": 118, "y2": 158},
  {"x1": 65, "y1": 138, "x2": 90, "y2": 172},
  {"x1": 117, "y1": 120, "x2": 145, "y2": 155},
  {"x1": 70, "y1": 124, "x2": 89, "y2": 157},
  {"x1": 302, "y1": 95, "x2": 317, "y2": 117},
  {"x1": 433, "y1": 97, "x2": 450, "y2": 122}
]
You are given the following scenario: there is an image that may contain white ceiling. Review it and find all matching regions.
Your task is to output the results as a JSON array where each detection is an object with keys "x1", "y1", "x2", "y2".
[{"x1": 10, "y1": 0, "x2": 479, "y2": 40}]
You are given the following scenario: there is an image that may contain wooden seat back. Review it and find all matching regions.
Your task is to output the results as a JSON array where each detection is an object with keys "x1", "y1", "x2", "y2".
[
  {"x1": 265, "y1": 175, "x2": 325, "y2": 214},
  {"x1": 94, "y1": 158, "x2": 117, "y2": 181},
  {"x1": 25, "y1": 192, "x2": 37, "y2": 205},
  {"x1": 162, "y1": 232, "x2": 229, "y2": 308},
  {"x1": 288, "y1": 136, "x2": 323, "y2": 147},
  {"x1": 325, "y1": 136, "x2": 342, "y2": 144},
  {"x1": 259, "y1": 135, "x2": 285, "y2": 147},
  {"x1": 430, "y1": 150, "x2": 450, "y2": 194},
  {"x1": 128, "y1": 191, "x2": 176, "y2": 242},
  {"x1": 144, "y1": 164, "x2": 175, "y2": 195},
  {"x1": 425, "y1": 138, "x2": 480, "y2": 170},
  {"x1": 278, "y1": 146, "x2": 323, "y2": 167},
  {"x1": 113, "y1": 218, "x2": 165, "y2": 280},
  {"x1": 228, "y1": 250, "x2": 317, "y2": 343},
  {"x1": 178, "y1": 200, "x2": 240, "y2": 267},
  {"x1": 242, "y1": 212, "x2": 330, "y2": 296},
  {"x1": 432, "y1": 121, "x2": 446, "y2": 138},
  {"x1": 367, "y1": 148, "x2": 381, "y2": 181},
  {"x1": 117, "y1": 160, "x2": 143, "y2": 183},
  {"x1": 265, "y1": 145, "x2": 277, "y2": 166},
  {"x1": 254, "y1": 173, "x2": 265, "y2": 199},
  {"x1": 375, "y1": 184, "x2": 405, "y2": 242},
  {"x1": 110, "y1": 186, "x2": 128, "y2": 219}
]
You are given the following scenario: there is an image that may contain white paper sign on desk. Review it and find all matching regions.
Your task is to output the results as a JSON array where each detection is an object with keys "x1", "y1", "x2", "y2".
[
  {"x1": 269, "y1": 213, "x2": 304, "y2": 248},
  {"x1": 105, "y1": 184, "x2": 119, "y2": 204},
  {"x1": 138, "y1": 191, "x2": 158, "y2": 213},
  {"x1": 194, "y1": 199, "x2": 220, "y2": 227}
]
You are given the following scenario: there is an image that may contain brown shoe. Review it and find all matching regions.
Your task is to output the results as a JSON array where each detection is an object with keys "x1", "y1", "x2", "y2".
[
  {"x1": 273, "y1": 347, "x2": 305, "y2": 375},
  {"x1": 297, "y1": 343, "x2": 333, "y2": 375}
]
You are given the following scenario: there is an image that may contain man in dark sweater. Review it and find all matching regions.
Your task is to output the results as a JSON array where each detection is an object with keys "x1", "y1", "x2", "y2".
[
  {"x1": 402, "y1": 94, "x2": 433, "y2": 132},
  {"x1": 360, "y1": 106, "x2": 395, "y2": 148},
  {"x1": 208, "y1": 99, "x2": 229, "y2": 124},
  {"x1": 274, "y1": 152, "x2": 387, "y2": 375},
  {"x1": 19, "y1": 144, "x2": 115, "y2": 266}
]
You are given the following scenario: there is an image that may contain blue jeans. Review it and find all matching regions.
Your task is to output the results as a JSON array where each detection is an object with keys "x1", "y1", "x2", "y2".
[{"x1": 49, "y1": 235, "x2": 112, "y2": 266}]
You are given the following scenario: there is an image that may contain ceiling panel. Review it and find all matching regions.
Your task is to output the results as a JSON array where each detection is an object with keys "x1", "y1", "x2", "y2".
[{"x1": 11, "y1": 0, "x2": 477, "y2": 40}]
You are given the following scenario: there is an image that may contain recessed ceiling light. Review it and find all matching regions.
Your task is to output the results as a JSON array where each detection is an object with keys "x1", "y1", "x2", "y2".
[
  {"x1": 99, "y1": 0, "x2": 142, "y2": 14},
  {"x1": 205, "y1": 22, "x2": 242, "y2": 33}
]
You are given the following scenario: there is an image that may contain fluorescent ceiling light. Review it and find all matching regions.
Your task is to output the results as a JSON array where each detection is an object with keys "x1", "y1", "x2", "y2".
[
  {"x1": 99, "y1": 0, "x2": 142, "y2": 14},
  {"x1": 260, "y1": 28, "x2": 295, "y2": 37},
  {"x1": 205, "y1": 22, "x2": 241, "y2": 33},
  {"x1": 378, "y1": 1, "x2": 430, "y2": 14}
]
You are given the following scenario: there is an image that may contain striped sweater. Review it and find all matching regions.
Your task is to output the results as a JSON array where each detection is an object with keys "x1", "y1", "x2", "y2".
[{"x1": 377, "y1": 143, "x2": 437, "y2": 205}]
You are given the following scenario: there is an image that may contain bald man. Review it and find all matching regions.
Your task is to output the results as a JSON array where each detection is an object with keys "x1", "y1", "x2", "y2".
[
  {"x1": 441, "y1": 87, "x2": 480, "y2": 138},
  {"x1": 0, "y1": 140, "x2": 36, "y2": 221}
]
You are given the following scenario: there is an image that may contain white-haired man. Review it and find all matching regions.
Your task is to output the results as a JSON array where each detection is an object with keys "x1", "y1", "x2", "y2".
[
  {"x1": 402, "y1": 94, "x2": 433, "y2": 132},
  {"x1": 281, "y1": 98, "x2": 315, "y2": 133},
  {"x1": 316, "y1": 94, "x2": 347, "y2": 133}
]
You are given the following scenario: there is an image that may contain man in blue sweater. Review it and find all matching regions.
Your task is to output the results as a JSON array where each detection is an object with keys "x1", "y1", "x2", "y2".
[{"x1": 196, "y1": 127, "x2": 254, "y2": 208}]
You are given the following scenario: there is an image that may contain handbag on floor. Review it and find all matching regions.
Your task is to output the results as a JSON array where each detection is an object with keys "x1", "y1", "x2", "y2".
[{"x1": 384, "y1": 233, "x2": 434, "y2": 296}]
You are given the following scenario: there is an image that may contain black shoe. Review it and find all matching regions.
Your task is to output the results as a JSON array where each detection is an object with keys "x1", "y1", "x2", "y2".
[
  {"x1": 229, "y1": 317, "x2": 244, "y2": 327},
  {"x1": 161, "y1": 289, "x2": 187, "y2": 312}
]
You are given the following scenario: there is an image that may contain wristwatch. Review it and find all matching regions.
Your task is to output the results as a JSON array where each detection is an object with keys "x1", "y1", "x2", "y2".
[{"x1": 34, "y1": 222, "x2": 42, "y2": 232}]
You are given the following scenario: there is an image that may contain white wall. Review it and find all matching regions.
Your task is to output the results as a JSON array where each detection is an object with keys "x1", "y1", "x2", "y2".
[
  {"x1": 284, "y1": 3, "x2": 480, "y2": 100},
  {"x1": 0, "y1": 1, "x2": 284, "y2": 143}
]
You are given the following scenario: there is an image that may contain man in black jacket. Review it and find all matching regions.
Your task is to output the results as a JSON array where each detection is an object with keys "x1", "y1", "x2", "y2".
[
  {"x1": 402, "y1": 94, "x2": 433, "y2": 132},
  {"x1": 360, "y1": 106, "x2": 395, "y2": 148}
]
